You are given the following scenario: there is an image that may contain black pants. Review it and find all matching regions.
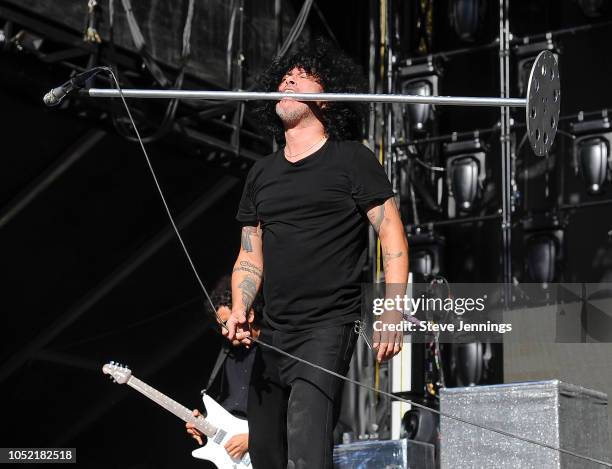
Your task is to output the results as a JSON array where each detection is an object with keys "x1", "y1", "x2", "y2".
[{"x1": 247, "y1": 323, "x2": 357, "y2": 469}]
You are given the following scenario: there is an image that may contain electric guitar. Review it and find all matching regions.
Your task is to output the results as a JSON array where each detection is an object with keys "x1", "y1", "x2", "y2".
[{"x1": 102, "y1": 362, "x2": 252, "y2": 469}]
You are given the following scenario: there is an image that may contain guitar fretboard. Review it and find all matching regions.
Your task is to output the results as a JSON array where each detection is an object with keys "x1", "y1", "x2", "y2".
[{"x1": 127, "y1": 375, "x2": 218, "y2": 438}]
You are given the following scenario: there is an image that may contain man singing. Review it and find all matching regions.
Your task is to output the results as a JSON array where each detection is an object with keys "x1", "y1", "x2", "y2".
[{"x1": 225, "y1": 39, "x2": 408, "y2": 469}]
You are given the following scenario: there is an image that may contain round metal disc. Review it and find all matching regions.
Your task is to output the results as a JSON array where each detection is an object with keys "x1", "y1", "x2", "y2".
[{"x1": 526, "y1": 50, "x2": 561, "y2": 156}]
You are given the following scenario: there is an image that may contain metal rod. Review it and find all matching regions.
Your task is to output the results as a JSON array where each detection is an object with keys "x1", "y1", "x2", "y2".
[
  {"x1": 400, "y1": 19, "x2": 612, "y2": 67},
  {"x1": 35, "y1": 350, "x2": 102, "y2": 372},
  {"x1": 393, "y1": 125, "x2": 499, "y2": 147},
  {"x1": 499, "y1": 0, "x2": 513, "y2": 291},
  {"x1": 85, "y1": 88, "x2": 527, "y2": 107},
  {"x1": 558, "y1": 198, "x2": 612, "y2": 211},
  {"x1": 406, "y1": 213, "x2": 502, "y2": 230}
]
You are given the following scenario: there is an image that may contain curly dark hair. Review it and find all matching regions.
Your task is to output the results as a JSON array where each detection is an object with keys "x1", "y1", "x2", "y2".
[{"x1": 253, "y1": 38, "x2": 368, "y2": 142}]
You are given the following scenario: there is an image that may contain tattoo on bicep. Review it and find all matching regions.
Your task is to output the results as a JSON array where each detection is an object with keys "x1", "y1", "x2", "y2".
[
  {"x1": 232, "y1": 260, "x2": 263, "y2": 278},
  {"x1": 367, "y1": 204, "x2": 385, "y2": 233},
  {"x1": 241, "y1": 226, "x2": 259, "y2": 252},
  {"x1": 238, "y1": 275, "x2": 258, "y2": 310}
]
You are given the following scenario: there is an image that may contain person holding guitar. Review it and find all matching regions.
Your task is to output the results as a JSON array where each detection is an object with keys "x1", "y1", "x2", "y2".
[
  {"x1": 224, "y1": 39, "x2": 409, "y2": 469},
  {"x1": 186, "y1": 275, "x2": 262, "y2": 461}
]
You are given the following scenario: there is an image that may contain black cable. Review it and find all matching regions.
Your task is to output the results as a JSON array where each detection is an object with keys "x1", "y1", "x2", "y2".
[
  {"x1": 312, "y1": 1, "x2": 340, "y2": 48},
  {"x1": 277, "y1": 0, "x2": 314, "y2": 59},
  {"x1": 413, "y1": 155, "x2": 445, "y2": 172},
  {"x1": 226, "y1": 0, "x2": 238, "y2": 87},
  {"x1": 107, "y1": 0, "x2": 194, "y2": 144}
]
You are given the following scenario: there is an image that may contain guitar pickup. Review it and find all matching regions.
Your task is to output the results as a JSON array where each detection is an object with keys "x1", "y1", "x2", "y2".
[{"x1": 213, "y1": 429, "x2": 227, "y2": 444}]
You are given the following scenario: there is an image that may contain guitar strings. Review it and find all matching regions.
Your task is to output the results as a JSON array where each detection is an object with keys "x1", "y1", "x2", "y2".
[{"x1": 103, "y1": 67, "x2": 612, "y2": 468}]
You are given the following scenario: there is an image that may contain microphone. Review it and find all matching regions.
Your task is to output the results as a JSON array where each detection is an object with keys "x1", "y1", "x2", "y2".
[{"x1": 43, "y1": 67, "x2": 107, "y2": 107}]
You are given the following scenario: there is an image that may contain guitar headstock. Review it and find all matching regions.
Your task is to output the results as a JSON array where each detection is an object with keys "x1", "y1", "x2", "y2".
[{"x1": 102, "y1": 361, "x2": 132, "y2": 384}]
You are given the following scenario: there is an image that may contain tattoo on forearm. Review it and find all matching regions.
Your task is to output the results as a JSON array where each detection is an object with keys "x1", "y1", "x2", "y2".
[
  {"x1": 233, "y1": 261, "x2": 263, "y2": 278},
  {"x1": 383, "y1": 249, "x2": 404, "y2": 269},
  {"x1": 241, "y1": 226, "x2": 259, "y2": 252},
  {"x1": 368, "y1": 204, "x2": 385, "y2": 233},
  {"x1": 238, "y1": 275, "x2": 258, "y2": 310}
]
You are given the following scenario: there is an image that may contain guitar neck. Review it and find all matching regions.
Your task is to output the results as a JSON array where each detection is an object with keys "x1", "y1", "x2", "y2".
[{"x1": 126, "y1": 375, "x2": 218, "y2": 438}]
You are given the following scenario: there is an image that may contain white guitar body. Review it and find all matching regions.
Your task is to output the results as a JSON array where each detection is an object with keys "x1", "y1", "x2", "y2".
[
  {"x1": 192, "y1": 394, "x2": 251, "y2": 469},
  {"x1": 102, "y1": 362, "x2": 252, "y2": 469}
]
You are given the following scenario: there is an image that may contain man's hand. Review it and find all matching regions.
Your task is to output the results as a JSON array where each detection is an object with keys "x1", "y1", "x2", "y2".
[
  {"x1": 224, "y1": 433, "x2": 249, "y2": 460},
  {"x1": 222, "y1": 308, "x2": 254, "y2": 346},
  {"x1": 372, "y1": 309, "x2": 403, "y2": 362},
  {"x1": 186, "y1": 409, "x2": 204, "y2": 445},
  {"x1": 186, "y1": 410, "x2": 249, "y2": 461}
]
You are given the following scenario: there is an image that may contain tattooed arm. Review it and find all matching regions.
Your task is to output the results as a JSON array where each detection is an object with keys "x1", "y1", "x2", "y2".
[
  {"x1": 366, "y1": 197, "x2": 409, "y2": 362},
  {"x1": 367, "y1": 197, "x2": 409, "y2": 282},
  {"x1": 224, "y1": 224, "x2": 264, "y2": 345}
]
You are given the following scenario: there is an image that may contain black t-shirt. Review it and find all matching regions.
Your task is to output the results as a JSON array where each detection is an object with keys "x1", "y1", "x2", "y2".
[{"x1": 236, "y1": 139, "x2": 394, "y2": 331}]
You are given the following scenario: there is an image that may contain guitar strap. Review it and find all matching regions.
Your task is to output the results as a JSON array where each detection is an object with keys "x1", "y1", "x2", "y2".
[{"x1": 205, "y1": 342, "x2": 230, "y2": 394}]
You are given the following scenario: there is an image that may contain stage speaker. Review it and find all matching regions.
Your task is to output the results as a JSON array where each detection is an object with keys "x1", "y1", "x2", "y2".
[
  {"x1": 503, "y1": 295, "x2": 612, "y2": 452},
  {"x1": 440, "y1": 380, "x2": 610, "y2": 468}
]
